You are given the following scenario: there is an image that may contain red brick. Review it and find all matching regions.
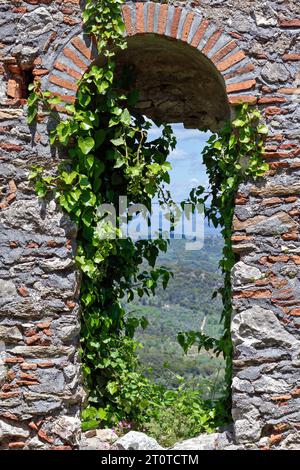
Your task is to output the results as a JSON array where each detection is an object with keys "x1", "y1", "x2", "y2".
[
  {"x1": 16, "y1": 379, "x2": 39, "y2": 386},
  {"x1": 211, "y1": 40, "x2": 237, "y2": 63},
  {"x1": 0, "y1": 391, "x2": 20, "y2": 399},
  {"x1": 233, "y1": 289, "x2": 272, "y2": 299},
  {"x1": 8, "y1": 442, "x2": 25, "y2": 449},
  {"x1": 291, "y1": 387, "x2": 300, "y2": 397},
  {"x1": 25, "y1": 334, "x2": 41, "y2": 346},
  {"x1": 285, "y1": 197, "x2": 298, "y2": 203},
  {"x1": 32, "y1": 68, "x2": 49, "y2": 77},
  {"x1": 157, "y1": 3, "x2": 168, "y2": 35},
  {"x1": 235, "y1": 193, "x2": 248, "y2": 205},
  {"x1": 37, "y1": 321, "x2": 51, "y2": 330},
  {"x1": 202, "y1": 29, "x2": 222, "y2": 55},
  {"x1": 49, "y1": 75, "x2": 78, "y2": 92},
  {"x1": 269, "y1": 161, "x2": 289, "y2": 170},
  {"x1": 231, "y1": 235, "x2": 252, "y2": 242},
  {"x1": 229, "y1": 95, "x2": 257, "y2": 105},
  {"x1": 282, "y1": 232, "x2": 298, "y2": 241},
  {"x1": 4, "y1": 357, "x2": 24, "y2": 364},
  {"x1": 291, "y1": 255, "x2": 300, "y2": 265},
  {"x1": 38, "y1": 429, "x2": 54, "y2": 444},
  {"x1": 122, "y1": 4, "x2": 134, "y2": 36},
  {"x1": 261, "y1": 197, "x2": 282, "y2": 206},
  {"x1": 66, "y1": 300, "x2": 76, "y2": 309},
  {"x1": 135, "y1": 3, "x2": 145, "y2": 34},
  {"x1": 278, "y1": 87, "x2": 300, "y2": 95},
  {"x1": 50, "y1": 446, "x2": 72, "y2": 451},
  {"x1": 71, "y1": 37, "x2": 93, "y2": 61},
  {"x1": 26, "y1": 241, "x2": 39, "y2": 249},
  {"x1": 63, "y1": 47, "x2": 88, "y2": 71},
  {"x1": 280, "y1": 19, "x2": 300, "y2": 28},
  {"x1": 227, "y1": 79, "x2": 256, "y2": 93},
  {"x1": 191, "y1": 19, "x2": 209, "y2": 47},
  {"x1": 37, "y1": 362, "x2": 53, "y2": 368},
  {"x1": 0, "y1": 142, "x2": 23, "y2": 152},
  {"x1": 271, "y1": 394, "x2": 291, "y2": 401},
  {"x1": 21, "y1": 363, "x2": 37, "y2": 371},
  {"x1": 47, "y1": 240, "x2": 58, "y2": 247},
  {"x1": 0, "y1": 412, "x2": 19, "y2": 421},
  {"x1": 63, "y1": 16, "x2": 79, "y2": 26},
  {"x1": 19, "y1": 372, "x2": 37, "y2": 381},
  {"x1": 28, "y1": 421, "x2": 39, "y2": 431},
  {"x1": 269, "y1": 434, "x2": 283, "y2": 446},
  {"x1": 258, "y1": 96, "x2": 287, "y2": 104},
  {"x1": 53, "y1": 93, "x2": 76, "y2": 104},
  {"x1": 170, "y1": 7, "x2": 182, "y2": 38},
  {"x1": 217, "y1": 50, "x2": 246, "y2": 72},
  {"x1": 181, "y1": 12, "x2": 194, "y2": 42},
  {"x1": 7, "y1": 79, "x2": 22, "y2": 99},
  {"x1": 264, "y1": 106, "x2": 285, "y2": 116},
  {"x1": 289, "y1": 308, "x2": 300, "y2": 317},
  {"x1": 12, "y1": 7, "x2": 27, "y2": 14},
  {"x1": 18, "y1": 286, "x2": 29, "y2": 297},
  {"x1": 146, "y1": 2, "x2": 155, "y2": 33},
  {"x1": 268, "y1": 255, "x2": 290, "y2": 263},
  {"x1": 223, "y1": 63, "x2": 255, "y2": 81},
  {"x1": 283, "y1": 54, "x2": 300, "y2": 61}
]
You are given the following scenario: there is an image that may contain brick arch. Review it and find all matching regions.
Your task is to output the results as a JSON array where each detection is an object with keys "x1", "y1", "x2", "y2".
[{"x1": 46, "y1": 1, "x2": 257, "y2": 109}]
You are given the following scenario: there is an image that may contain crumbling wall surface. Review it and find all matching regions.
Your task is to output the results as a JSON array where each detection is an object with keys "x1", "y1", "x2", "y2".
[
  {"x1": 0, "y1": 0, "x2": 299, "y2": 450},
  {"x1": 0, "y1": 0, "x2": 84, "y2": 450}
]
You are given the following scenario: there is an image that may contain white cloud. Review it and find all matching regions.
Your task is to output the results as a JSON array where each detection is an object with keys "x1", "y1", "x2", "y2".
[
  {"x1": 147, "y1": 123, "x2": 211, "y2": 143},
  {"x1": 169, "y1": 148, "x2": 189, "y2": 160}
]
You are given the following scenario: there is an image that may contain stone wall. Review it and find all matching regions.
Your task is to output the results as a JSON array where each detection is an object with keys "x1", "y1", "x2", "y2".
[{"x1": 0, "y1": 0, "x2": 299, "y2": 450}]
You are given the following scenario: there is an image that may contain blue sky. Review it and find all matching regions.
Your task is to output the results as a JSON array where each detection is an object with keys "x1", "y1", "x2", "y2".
[{"x1": 148, "y1": 123, "x2": 211, "y2": 202}]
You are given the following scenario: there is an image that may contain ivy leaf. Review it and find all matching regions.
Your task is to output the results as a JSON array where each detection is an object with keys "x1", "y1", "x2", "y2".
[
  {"x1": 257, "y1": 124, "x2": 268, "y2": 135},
  {"x1": 78, "y1": 136, "x2": 95, "y2": 154},
  {"x1": 111, "y1": 136, "x2": 125, "y2": 146}
]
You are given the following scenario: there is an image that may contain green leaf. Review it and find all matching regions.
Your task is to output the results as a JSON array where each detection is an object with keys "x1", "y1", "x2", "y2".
[{"x1": 78, "y1": 136, "x2": 95, "y2": 155}]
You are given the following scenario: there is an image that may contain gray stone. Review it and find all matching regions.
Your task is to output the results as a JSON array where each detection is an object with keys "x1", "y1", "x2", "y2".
[
  {"x1": 80, "y1": 436, "x2": 112, "y2": 450},
  {"x1": 25, "y1": 436, "x2": 45, "y2": 449},
  {"x1": 0, "y1": 279, "x2": 17, "y2": 298},
  {"x1": 115, "y1": 431, "x2": 163, "y2": 450},
  {"x1": 0, "y1": 419, "x2": 30, "y2": 441},
  {"x1": 254, "y1": 3, "x2": 278, "y2": 26},
  {"x1": 232, "y1": 305, "x2": 299, "y2": 352},
  {"x1": 234, "y1": 212, "x2": 298, "y2": 236},
  {"x1": 252, "y1": 376, "x2": 292, "y2": 394},
  {"x1": 0, "y1": 109, "x2": 23, "y2": 120},
  {"x1": 0, "y1": 325, "x2": 23, "y2": 343},
  {"x1": 96, "y1": 428, "x2": 118, "y2": 443},
  {"x1": 11, "y1": 45, "x2": 39, "y2": 69},
  {"x1": 232, "y1": 261, "x2": 262, "y2": 286},
  {"x1": 39, "y1": 258, "x2": 75, "y2": 272},
  {"x1": 17, "y1": 7, "x2": 54, "y2": 38},
  {"x1": 232, "y1": 406, "x2": 262, "y2": 443},
  {"x1": 280, "y1": 432, "x2": 300, "y2": 450},
  {"x1": 261, "y1": 62, "x2": 290, "y2": 84},
  {"x1": 171, "y1": 433, "x2": 218, "y2": 450},
  {"x1": 52, "y1": 415, "x2": 81, "y2": 445}
]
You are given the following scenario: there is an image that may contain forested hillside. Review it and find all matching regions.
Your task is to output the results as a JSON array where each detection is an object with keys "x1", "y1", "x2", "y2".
[{"x1": 127, "y1": 235, "x2": 226, "y2": 397}]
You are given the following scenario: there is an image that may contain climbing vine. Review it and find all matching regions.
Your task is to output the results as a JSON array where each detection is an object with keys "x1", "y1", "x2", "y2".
[
  {"x1": 177, "y1": 106, "x2": 269, "y2": 405},
  {"x1": 27, "y1": 0, "x2": 269, "y2": 438}
]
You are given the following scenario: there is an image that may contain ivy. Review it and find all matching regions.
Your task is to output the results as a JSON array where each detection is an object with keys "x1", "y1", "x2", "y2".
[
  {"x1": 177, "y1": 105, "x2": 269, "y2": 406},
  {"x1": 27, "y1": 0, "x2": 269, "y2": 432}
]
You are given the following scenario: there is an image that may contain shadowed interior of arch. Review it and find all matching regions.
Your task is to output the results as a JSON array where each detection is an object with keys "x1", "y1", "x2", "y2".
[{"x1": 110, "y1": 34, "x2": 231, "y2": 131}]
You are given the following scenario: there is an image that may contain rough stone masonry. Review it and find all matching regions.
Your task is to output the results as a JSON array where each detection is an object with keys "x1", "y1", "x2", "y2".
[{"x1": 0, "y1": 0, "x2": 299, "y2": 450}]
